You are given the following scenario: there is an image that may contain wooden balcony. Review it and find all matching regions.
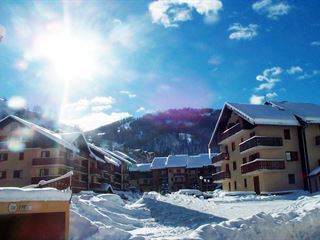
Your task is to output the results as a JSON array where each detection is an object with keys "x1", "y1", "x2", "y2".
[
  {"x1": 32, "y1": 157, "x2": 73, "y2": 167},
  {"x1": 241, "y1": 159, "x2": 285, "y2": 175},
  {"x1": 218, "y1": 123, "x2": 242, "y2": 144},
  {"x1": 212, "y1": 153, "x2": 229, "y2": 166},
  {"x1": 316, "y1": 136, "x2": 320, "y2": 146},
  {"x1": 90, "y1": 168, "x2": 100, "y2": 175},
  {"x1": 212, "y1": 171, "x2": 231, "y2": 183},
  {"x1": 239, "y1": 136, "x2": 283, "y2": 153}
]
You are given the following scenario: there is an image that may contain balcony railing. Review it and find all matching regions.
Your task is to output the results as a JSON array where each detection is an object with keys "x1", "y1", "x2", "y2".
[
  {"x1": 73, "y1": 164, "x2": 88, "y2": 173},
  {"x1": 31, "y1": 175, "x2": 61, "y2": 184},
  {"x1": 316, "y1": 136, "x2": 320, "y2": 146},
  {"x1": 212, "y1": 171, "x2": 231, "y2": 182},
  {"x1": 212, "y1": 153, "x2": 229, "y2": 164},
  {"x1": 218, "y1": 123, "x2": 242, "y2": 143},
  {"x1": 72, "y1": 181, "x2": 88, "y2": 189},
  {"x1": 239, "y1": 136, "x2": 283, "y2": 153},
  {"x1": 32, "y1": 157, "x2": 73, "y2": 166},
  {"x1": 241, "y1": 159, "x2": 285, "y2": 174}
]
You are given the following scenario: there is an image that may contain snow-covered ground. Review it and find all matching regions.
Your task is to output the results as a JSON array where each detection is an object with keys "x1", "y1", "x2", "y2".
[{"x1": 70, "y1": 190, "x2": 320, "y2": 240}]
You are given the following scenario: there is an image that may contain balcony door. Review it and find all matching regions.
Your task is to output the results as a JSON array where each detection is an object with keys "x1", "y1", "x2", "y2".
[{"x1": 253, "y1": 176, "x2": 260, "y2": 195}]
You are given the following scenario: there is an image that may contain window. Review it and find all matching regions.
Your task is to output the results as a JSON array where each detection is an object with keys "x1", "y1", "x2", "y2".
[
  {"x1": 318, "y1": 159, "x2": 320, "y2": 166},
  {"x1": 177, "y1": 169, "x2": 181, "y2": 173},
  {"x1": 0, "y1": 171, "x2": 6, "y2": 179},
  {"x1": 0, "y1": 153, "x2": 8, "y2": 161},
  {"x1": 234, "y1": 181, "x2": 237, "y2": 190},
  {"x1": 284, "y1": 129, "x2": 291, "y2": 139},
  {"x1": 19, "y1": 152, "x2": 24, "y2": 160},
  {"x1": 41, "y1": 151, "x2": 50, "y2": 158},
  {"x1": 13, "y1": 170, "x2": 22, "y2": 179},
  {"x1": 288, "y1": 174, "x2": 295, "y2": 184},
  {"x1": 233, "y1": 161, "x2": 237, "y2": 170},
  {"x1": 81, "y1": 174, "x2": 88, "y2": 182},
  {"x1": 39, "y1": 168, "x2": 49, "y2": 176},
  {"x1": 225, "y1": 145, "x2": 229, "y2": 153},
  {"x1": 286, "y1": 152, "x2": 298, "y2": 161},
  {"x1": 232, "y1": 142, "x2": 235, "y2": 151},
  {"x1": 228, "y1": 182, "x2": 231, "y2": 191},
  {"x1": 242, "y1": 157, "x2": 247, "y2": 164},
  {"x1": 240, "y1": 137, "x2": 244, "y2": 142},
  {"x1": 250, "y1": 131, "x2": 256, "y2": 138},
  {"x1": 244, "y1": 179, "x2": 247, "y2": 188}
]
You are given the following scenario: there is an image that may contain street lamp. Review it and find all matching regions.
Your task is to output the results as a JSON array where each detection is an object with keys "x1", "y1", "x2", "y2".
[{"x1": 199, "y1": 176, "x2": 203, "y2": 191}]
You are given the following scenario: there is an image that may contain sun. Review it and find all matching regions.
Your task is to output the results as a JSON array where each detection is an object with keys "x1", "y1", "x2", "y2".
[{"x1": 31, "y1": 23, "x2": 104, "y2": 82}]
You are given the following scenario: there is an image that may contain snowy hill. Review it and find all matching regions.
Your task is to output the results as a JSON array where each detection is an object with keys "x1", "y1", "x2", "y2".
[{"x1": 86, "y1": 108, "x2": 221, "y2": 159}]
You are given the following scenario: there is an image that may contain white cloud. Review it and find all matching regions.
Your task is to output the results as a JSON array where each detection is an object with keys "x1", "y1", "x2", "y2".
[
  {"x1": 136, "y1": 107, "x2": 146, "y2": 113},
  {"x1": 63, "y1": 97, "x2": 114, "y2": 114},
  {"x1": 60, "y1": 96, "x2": 131, "y2": 131},
  {"x1": 252, "y1": 0, "x2": 291, "y2": 20},
  {"x1": 287, "y1": 66, "x2": 303, "y2": 74},
  {"x1": 120, "y1": 90, "x2": 137, "y2": 98},
  {"x1": 298, "y1": 70, "x2": 320, "y2": 80},
  {"x1": 255, "y1": 66, "x2": 282, "y2": 91},
  {"x1": 228, "y1": 23, "x2": 258, "y2": 40},
  {"x1": 250, "y1": 66, "x2": 283, "y2": 103},
  {"x1": 311, "y1": 41, "x2": 320, "y2": 47},
  {"x1": 148, "y1": 0, "x2": 223, "y2": 28},
  {"x1": 0, "y1": 24, "x2": 6, "y2": 41},
  {"x1": 266, "y1": 92, "x2": 278, "y2": 98},
  {"x1": 250, "y1": 95, "x2": 265, "y2": 104},
  {"x1": 65, "y1": 112, "x2": 131, "y2": 131}
]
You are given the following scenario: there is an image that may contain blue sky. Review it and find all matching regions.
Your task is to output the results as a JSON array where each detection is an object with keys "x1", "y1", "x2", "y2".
[{"x1": 0, "y1": 0, "x2": 319, "y2": 130}]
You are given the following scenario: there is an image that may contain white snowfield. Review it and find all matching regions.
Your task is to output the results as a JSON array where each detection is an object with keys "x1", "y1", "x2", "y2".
[{"x1": 70, "y1": 190, "x2": 320, "y2": 240}]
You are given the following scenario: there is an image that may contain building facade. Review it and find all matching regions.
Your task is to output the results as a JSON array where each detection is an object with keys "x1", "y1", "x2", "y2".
[
  {"x1": 0, "y1": 115, "x2": 136, "y2": 192},
  {"x1": 209, "y1": 101, "x2": 320, "y2": 194}
]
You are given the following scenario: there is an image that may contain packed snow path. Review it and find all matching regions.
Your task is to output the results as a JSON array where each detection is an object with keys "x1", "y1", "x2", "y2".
[{"x1": 70, "y1": 191, "x2": 320, "y2": 239}]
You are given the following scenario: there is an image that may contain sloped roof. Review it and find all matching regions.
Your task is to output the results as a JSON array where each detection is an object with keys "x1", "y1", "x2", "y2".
[
  {"x1": 87, "y1": 143, "x2": 121, "y2": 166},
  {"x1": 269, "y1": 101, "x2": 320, "y2": 124},
  {"x1": 0, "y1": 115, "x2": 79, "y2": 152},
  {"x1": 113, "y1": 150, "x2": 136, "y2": 164},
  {"x1": 150, "y1": 157, "x2": 167, "y2": 170},
  {"x1": 226, "y1": 102, "x2": 300, "y2": 126},
  {"x1": 60, "y1": 132, "x2": 82, "y2": 143},
  {"x1": 129, "y1": 163, "x2": 151, "y2": 172},
  {"x1": 165, "y1": 154, "x2": 188, "y2": 168},
  {"x1": 186, "y1": 153, "x2": 212, "y2": 169}
]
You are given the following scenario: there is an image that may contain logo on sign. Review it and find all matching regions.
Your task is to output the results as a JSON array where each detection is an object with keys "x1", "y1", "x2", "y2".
[{"x1": 8, "y1": 203, "x2": 17, "y2": 213}]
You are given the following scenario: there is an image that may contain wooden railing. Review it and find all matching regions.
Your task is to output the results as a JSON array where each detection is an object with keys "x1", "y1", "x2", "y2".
[
  {"x1": 32, "y1": 157, "x2": 73, "y2": 166},
  {"x1": 212, "y1": 171, "x2": 231, "y2": 181},
  {"x1": 239, "y1": 136, "x2": 283, "y2": 153},
  {"x1": 212, "y1": 153, "x2": 229, "y2": 164},
  {"x1": 316, "y1": 136, "x2": 320, "y2": 146},
  {"x1": 218, "y1": 123, "x2": 242, "y2": 143},
  {"x1": 90, "y1": 168, "x2": 100, "y2": 174},
  {"x1": 241, "y1": 160, "x2": 285, "y2": 174}
]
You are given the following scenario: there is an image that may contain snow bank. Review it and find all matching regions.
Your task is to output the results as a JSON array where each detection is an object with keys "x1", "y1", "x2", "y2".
[
  {"x1": 188, "y1": 195, "x2": 320, "y2": 240},
  {"x1": 0, "y1": 187, "x2": 71, "y2": 202}
]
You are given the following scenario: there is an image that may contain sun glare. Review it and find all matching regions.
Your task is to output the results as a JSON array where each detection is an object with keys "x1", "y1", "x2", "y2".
[{"x1": 31, "y1": 25, "x2": 103, "y2": 81}]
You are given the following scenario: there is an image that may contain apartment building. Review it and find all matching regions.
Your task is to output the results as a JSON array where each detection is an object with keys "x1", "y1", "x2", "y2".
[
  {"x1": 0, "y1": 115, "x2": 135, "y2": 192},
  {"x1": 129, "y1": 163, "x2": 153, "y2": 192},
  {"x1": 131, "y1": 153, "x2": 215, "y2": 192},
  {"x1": 208, "y1": 101, "x2": 320, "y2": 194}
]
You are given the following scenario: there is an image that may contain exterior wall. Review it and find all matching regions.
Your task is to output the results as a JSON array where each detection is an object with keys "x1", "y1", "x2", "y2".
[
  {"x1": 305, "y1": 124, "x2": 320, "y2": 171},
  {"x1": 217, "y1": 113, "x2": 304, "y2": 193},
  {"x1": 167, "y1": 167, "x2": 186, "y2": 192}
]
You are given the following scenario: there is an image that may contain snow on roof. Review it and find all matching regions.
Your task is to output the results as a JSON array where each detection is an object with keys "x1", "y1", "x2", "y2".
[
  {"x1": 129, "y1": 163, "x2": 151, "y2": 172},
  {"x1": 309, "y1": 166, "x2": 320, "y2": 177},
  {"x1": 0, "y1": 187, "x2": 72, "y2": 202},
  {"x1": 165, "y1": 154, "x2": 188, "y2": 168},
  {"x1": 269, "y1": 101, "x2": 320, "y2": 124},
  {"x1": 186, "y1": 154, "x2": 212, "y2": 169},
  {"x1": 0, "y1": 115, "x2": 79, "y2": 152},
  {"x1": 150, "y1": 157, "x2": 167, "y2": 170},
  {"x1": 87, "y1": 143, "x2": 121, "y2": 166},
  {"x1": 60, "y1": 132, "x2": 82, "y2": 143},
  {"x1": 105, "y1": 150, "x2": 132, "y2": 165},
  {"x1": 226, "y1": 102, "x2": 300, "y2": 126},
  {"x1": 113, "y1": 151, "x2": 137, "y2": 164}
]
